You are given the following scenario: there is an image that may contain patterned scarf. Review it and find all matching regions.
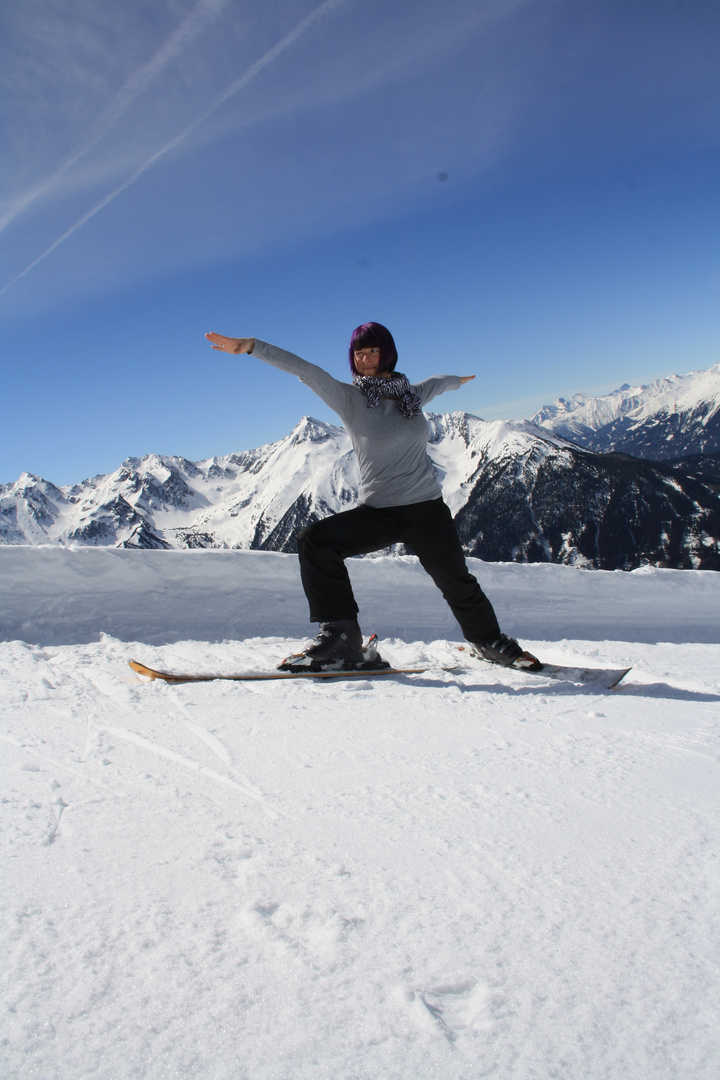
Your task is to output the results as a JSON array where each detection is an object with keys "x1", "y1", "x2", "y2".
[{"x1": 352, "y1": 372, "x2": 422, "y2": 419}]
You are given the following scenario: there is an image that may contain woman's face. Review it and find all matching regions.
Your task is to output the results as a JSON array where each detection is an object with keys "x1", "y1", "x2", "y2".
[{"x1": 354, "y1": 346, "x2": 384, "y2": 378}]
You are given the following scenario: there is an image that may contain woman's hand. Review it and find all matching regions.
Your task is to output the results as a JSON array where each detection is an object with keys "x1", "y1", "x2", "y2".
[
  {"x1": 458, "y1": 375, "x2": 475, "y2": 385},
  {"x1": 206, "y1": 332, "x2": 255, "y2": 354}
]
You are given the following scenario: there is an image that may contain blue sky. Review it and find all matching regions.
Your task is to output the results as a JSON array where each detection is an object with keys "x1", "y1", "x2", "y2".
[{"x1": 1, "y1": 0, "x2": 718, "y2": 485}]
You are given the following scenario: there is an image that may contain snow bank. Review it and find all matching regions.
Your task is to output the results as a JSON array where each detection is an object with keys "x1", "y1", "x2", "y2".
[{"x1": 1, "y1": 547, "x2": 719, "y2": 646}]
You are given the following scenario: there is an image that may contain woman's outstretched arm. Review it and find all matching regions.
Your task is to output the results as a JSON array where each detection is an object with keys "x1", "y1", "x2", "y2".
[{"x1": 206, "y1": 332, "x2": 354, "y2": 418}]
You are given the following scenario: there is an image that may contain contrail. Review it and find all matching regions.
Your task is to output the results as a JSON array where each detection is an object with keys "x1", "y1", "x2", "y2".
[
  {"x1": 0, "y1": 0, "x2": 344, "y2": 297},
  {"x1": 0, "y1": 0, "x2": 232, "y2": 233}
]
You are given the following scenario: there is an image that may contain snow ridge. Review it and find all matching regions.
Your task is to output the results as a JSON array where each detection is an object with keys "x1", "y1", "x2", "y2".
[{"x1": 531, "y1": 362, "x2": 720, "y2": 457}]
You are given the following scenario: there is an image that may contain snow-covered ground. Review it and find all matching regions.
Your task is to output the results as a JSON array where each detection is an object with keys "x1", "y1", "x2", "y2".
[{"x1": 2, "y1": 549, "x2": 719, "y2": 1079}]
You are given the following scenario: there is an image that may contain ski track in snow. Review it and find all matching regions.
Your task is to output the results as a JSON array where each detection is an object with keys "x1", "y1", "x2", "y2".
[{"x1": 1, "y1": 554, "x2": 719, "y2": 1079}]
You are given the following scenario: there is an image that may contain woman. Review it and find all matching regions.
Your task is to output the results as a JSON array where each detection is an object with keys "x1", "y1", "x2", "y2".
[{"x1": 206, "y1": 323, "x2": 541, "y2": 672}]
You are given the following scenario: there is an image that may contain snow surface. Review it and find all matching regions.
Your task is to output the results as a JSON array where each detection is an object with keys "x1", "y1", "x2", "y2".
[{"x1": 2, "y1": 549, "x2": 719, "y2": 1079}]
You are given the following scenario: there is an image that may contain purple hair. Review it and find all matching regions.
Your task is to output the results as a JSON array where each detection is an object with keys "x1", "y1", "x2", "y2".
[{"x1": 348, "y1": 322, "x2": 398, "y2": 375}]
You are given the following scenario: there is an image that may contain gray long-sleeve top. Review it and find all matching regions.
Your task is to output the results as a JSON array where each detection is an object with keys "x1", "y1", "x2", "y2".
[{"x1": 253, "y1": 340, "x2": 463, "y2": 508}]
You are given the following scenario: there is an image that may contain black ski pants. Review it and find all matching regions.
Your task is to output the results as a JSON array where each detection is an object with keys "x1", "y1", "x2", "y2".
[{"x1": 296, "y1": 498, "x2": 501, "y2": 645}]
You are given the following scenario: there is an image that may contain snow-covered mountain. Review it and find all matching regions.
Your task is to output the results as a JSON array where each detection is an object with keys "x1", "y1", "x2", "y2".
[
  {"x1": 0, "y1": 417, "x2": 359, "y2": 552},
  {"x1": 530, "y1": 362, "x2": 720, "y2": 459},
  {"x1": 2, "y1": 412, "x2": 718, "y2": 570},
  {"x1": 0, "y1": 414, "x2": 500, "y2": 551}
]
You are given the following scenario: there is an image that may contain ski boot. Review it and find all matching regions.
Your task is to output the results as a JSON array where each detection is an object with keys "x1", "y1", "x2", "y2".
[
  {"x1": 469, "y1": 634, "x2": 543, "y2": 672},
  {"x1": 278, "y1": 620, "x2": 365, "y2": 672}
]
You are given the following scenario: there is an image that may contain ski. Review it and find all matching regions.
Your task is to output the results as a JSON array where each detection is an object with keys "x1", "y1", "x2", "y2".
[
  {"x1": 458, "y1": 647, "x2": 631, "y2": 689},
  {"x1": 537, "y1": 664, "x2": 631, "y2": 689},
  {"x1": 128, "y1": 659, "x2": 427, "y2": 684},
  {"x1": 129, "y1": 645, "x2": 630, "y2": 689}
]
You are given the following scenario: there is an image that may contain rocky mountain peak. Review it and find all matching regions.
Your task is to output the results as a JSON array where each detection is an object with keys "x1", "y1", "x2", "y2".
[{"x1": 530, "y1": 361, "x2": 720, "y2": 458}]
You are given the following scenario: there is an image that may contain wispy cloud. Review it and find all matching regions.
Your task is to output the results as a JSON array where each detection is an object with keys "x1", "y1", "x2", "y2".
[
  {"x1": 0, "y1": 0, "x2": 233, "y2": 234},
  {"x1": 0, "y1": 0, "x2": 345, "y2": 297},
  {"x1": 4, "y1": 0, "x2": 715, "y2": 317}
]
